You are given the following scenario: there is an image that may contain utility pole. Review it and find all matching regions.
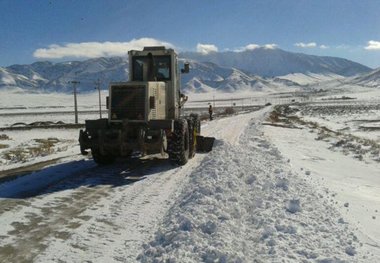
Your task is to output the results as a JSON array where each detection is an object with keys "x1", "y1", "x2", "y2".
[
  {"x1": 69, "y1": 80, "x2": 80, "y2": 124},
  {"x1": 95, "y1": 79, "x2": 102, "y2": 118}
]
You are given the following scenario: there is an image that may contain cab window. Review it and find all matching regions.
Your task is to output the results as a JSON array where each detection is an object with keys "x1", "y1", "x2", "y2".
[{"x1": 132, "y1": 55, "x2": 171, "y2": 81}]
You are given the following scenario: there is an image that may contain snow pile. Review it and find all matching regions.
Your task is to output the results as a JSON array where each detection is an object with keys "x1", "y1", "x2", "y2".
[{"x1": 138, "y1": 120, "x2": 364, "y2": 262}]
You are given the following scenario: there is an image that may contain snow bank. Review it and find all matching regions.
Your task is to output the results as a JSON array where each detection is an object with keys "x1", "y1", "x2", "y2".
[{"x1": 138, "y1": 119, "x2": 364, "y2": 262}]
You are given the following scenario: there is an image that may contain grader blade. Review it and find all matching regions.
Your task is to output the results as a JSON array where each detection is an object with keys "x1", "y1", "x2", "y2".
[{"x1": 196, "y1": 136, "x2": 215, "y2": 153}]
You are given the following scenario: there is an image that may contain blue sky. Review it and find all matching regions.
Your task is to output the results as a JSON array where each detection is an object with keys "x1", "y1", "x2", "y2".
[{"x1": 1, "y1": 0, "x2": 380, "y2": 68}]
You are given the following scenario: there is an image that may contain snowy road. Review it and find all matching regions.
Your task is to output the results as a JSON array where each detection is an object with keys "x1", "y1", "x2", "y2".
[
  {"x1": 0, "y1": 106, "x2": 377, "y2": 262},
  {"x1": 0, "y1": 109, "x2": 262, "y2": 262}
]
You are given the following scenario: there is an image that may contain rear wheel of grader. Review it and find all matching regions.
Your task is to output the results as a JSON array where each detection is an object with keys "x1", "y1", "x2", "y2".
[
  {"x1": 91, "y1": 148, "x2": 116, "y2": 165},
  {"x1": 168, "y1": 119, "x2": 190, "y2": 165},
  {"x1": 187, "y1": 119, "x2": 195, "y2": 159}
]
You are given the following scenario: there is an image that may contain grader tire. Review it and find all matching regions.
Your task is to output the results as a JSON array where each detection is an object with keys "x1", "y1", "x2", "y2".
[
  {"x1": 188, "y1": 119, "x2": 196, "y2": 159},
  {"x1": 168, "y1": 119, "x2": 190, "y2": 165},
  {"x1": 92, "y1": 149, "x2": 116, "y2": 165}
]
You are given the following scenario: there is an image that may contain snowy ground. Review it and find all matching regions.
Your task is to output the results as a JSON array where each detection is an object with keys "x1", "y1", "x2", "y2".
[
  {"x1": 0, "y1": 87, "x2": 379, "y2": 262},
  {"x1": 263, "y1": 102, "x2": 380, "y2": 261}
]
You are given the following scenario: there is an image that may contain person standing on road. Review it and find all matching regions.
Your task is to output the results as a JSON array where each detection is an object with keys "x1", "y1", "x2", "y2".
[{"x1": 209, "y1": 105, "x2": 213, "y2": 120}]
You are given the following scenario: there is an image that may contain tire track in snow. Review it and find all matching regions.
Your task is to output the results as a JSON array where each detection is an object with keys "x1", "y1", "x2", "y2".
[
  {"x1": 0, "y1": 158, "x2": 165, "y2": 262},
  {"x1": 34, "y1": 156, "x2": 215, "y2": 262}
]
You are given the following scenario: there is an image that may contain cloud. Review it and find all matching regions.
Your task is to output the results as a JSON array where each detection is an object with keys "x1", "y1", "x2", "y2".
[
  {"x1": 196, "y1": 43, "x2": 218, "y2": 54},
  {"x1": 33, "y1": 38, "x2": 175, "y2": 59},
  {"x1": 244, "y1": 44, "x2": 261, "y2": 51},
  {"x1": 234, "y1": 43, "x2": 277, "y2": 52},
  {"x1": 365, "y1": 40, "x2": 380, "y2": 50},
  {"x1": 319, "y1": 44, "x2": 329, "y2": 49},
  {"x1": 263, "y1": 44, "x2": 278, "y2": 49},
  {"x1": 294, "y1": 42, "x2": 317, "y2": 48}
]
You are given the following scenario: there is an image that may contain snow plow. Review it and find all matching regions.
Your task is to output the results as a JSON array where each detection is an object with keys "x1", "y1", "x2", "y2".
[{"x1": 79, "y1": 46, "x2": 215, "y2": 165}]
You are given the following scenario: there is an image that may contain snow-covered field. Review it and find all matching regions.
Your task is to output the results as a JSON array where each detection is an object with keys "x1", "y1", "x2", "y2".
[
  {"x1": 263, "y1": 101, "x2": 380, "y2": 261},
  {"x1": 0, "y1": 86, "x2": 379, "y2": 262}
]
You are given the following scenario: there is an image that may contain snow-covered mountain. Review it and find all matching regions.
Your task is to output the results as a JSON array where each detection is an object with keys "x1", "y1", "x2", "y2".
[
  {"x1": 181, "y1": 60, "x2": 275, "y2": 93},
  {"x1": 0, "y1": 48, "x2": 373, "y2": 93},
  {"x1": 1, "y1": 57, "x2": 277, "y2": 93},
  {"x1": 2, "y1": 57, "x2": 129, "y2": 92},
  {"x1": 181, "y1": 48, "x2": 372, "y2": 77}
]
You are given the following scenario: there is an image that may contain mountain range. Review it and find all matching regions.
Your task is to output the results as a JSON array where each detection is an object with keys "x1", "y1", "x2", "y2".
[
  {"x1": 0, "y1": 48, "x2": 377, "y2": 93},
  {"x1": 181, "y1": 48, "x2": 371, "y2": 77}
]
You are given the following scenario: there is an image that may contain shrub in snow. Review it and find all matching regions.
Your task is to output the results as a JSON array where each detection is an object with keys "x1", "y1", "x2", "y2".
[
  {"x1": 0, "y1": 134, "x2": 10, "y2": 140},
  {"x1": 286, "y1": 199, "x2": 301, "y2": 214},
  {"x1": 344, "y1": 202, "x2": 349, "y2": 208},
  {"x1": 224, "y1": 107, "x2": 235, "y2": 115},
  {"x1": 0, "y1": 143, "x2": 9, "y2": 149}
]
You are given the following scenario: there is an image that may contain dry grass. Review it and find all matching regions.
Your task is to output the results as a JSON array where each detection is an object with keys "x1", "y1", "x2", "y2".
[
  {"x1": 0, "y1": 144, "x2": 9, "y2": 149},
  {"x1": 0, "y1": 134, "x2": 10, "y2": 140},
  {"x1": 268, "y1": 110, "x2": 280, "y2": 123},
  {"x1": 2, "y1": 137, "x2": 60, "y2": 163},
  {"x1": 223, "y1": 107, "x2": 235, "y2": 115}
]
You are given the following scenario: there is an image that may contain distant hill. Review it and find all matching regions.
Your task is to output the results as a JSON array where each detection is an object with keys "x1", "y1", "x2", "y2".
[
  {"x1": 350, "y1": 68, "x2": 380, "y2": 87},
  {"x1": 181, "y1": 48, "x2": 372, "y2": 77}
]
